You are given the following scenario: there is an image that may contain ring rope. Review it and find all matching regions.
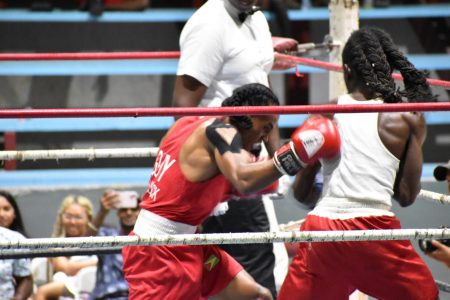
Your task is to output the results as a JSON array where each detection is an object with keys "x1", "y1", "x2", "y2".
[
  {"x1": 1, "y1": 147, "x2": 448, "y2": 204},
  {"x1": 275, "y1": 53, "x2": 450, "y2": 90},
  {"x1": 0, "y1": 51, "x2": 180, "y2": 61},
  {"x1": 1, "y1": 229, "x2": 449, "y2": 251},
  {"x1": 2, "y1": 249, "x2": 448, "y2": 292},
  {"x1": 436, "y1": 280, "x2": 450, "y2": 293},
  {"x1": 8, "y1": 184, "x2": 144, "y2": 194},
  {"x1": 418, "y1": 190, "x2": 450, "y2": 205},
  {"x1": 1, "y1": 103, "x2": 450, "y2": 119},
  {"x1": 0, "y1": 51, "x2": 447, "y2": 89},
  {"x1": 0, "y1": 247, "x2": 122, "y2": 259},
  {"x1": 0, "y1": 147, "x2": 159, "y2": 161}
]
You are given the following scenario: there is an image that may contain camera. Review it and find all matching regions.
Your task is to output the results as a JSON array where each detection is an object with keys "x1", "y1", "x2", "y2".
[
  {"x1": 116, "y1": 191, "x2": 139, "y2": 209},
  {"x1": 418, "y1": 238, "x2": 450, "y2": 253}
]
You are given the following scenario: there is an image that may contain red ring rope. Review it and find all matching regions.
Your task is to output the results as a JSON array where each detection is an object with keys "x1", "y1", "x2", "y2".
[
  {"x1": 0, "y1": 51, "x2": 448, "y2": 89},
  {"x1": 0, "y1": 51, "x2": 180, "y2": 60},
  {"x1": 276, "y1": 54, "x2": 450, "y2": 90},
  {"x1": 1, "y1": 103, "x2": 449, "y2": 118}
]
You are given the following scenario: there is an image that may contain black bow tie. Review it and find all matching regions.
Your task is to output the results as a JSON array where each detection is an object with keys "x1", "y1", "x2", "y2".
[{"x1": 238, "y1": 6, "x2": 261, "y2": 23}]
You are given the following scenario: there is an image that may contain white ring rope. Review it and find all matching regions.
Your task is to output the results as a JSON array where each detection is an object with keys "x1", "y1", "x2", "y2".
[
  {"x1": 436, "y1": 280, "x2": 450, "y2": 293},
  {"x1": 0, "y1": 247, "x2": 122, "y2": 259},
  {"x1": 0, "y1": 147, "x2": 159, "y2": 161},
  {"x1": 1, "y1": 148, "x2": 449, "y2": 204},
  {"x1": 8, "y1": 184, "x2": 145, "y2": 195},
  {"x1": 418, "y1": 189, "x2": 450, "y2": 205},
  {"x1": 2, "y1": 246, "x2": 449, "y2": 293},
  {"x1": 1, "y1": 229, "x2": 450, "y2": 252}
]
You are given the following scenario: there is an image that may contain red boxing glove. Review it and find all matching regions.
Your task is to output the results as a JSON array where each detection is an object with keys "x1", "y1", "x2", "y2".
[{"x1": 273, "y1": 115, "x2": 341, "y2": 175}]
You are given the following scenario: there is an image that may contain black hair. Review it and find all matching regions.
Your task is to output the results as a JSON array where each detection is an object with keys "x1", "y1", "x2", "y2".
[
  {"x1": 0, "y1": 190, "x2": 28, "y2": 237},
  {"x1": 221, "y1": 83, "x2": 279, "y2": 129},
  {"x1": 342, "y1": 27, "x2": 436, "y2": 103}
]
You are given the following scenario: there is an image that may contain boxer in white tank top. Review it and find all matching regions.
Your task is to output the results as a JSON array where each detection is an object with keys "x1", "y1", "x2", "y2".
[{"x1": 279, "y1": 27, "x2": 438, "y2": 300}]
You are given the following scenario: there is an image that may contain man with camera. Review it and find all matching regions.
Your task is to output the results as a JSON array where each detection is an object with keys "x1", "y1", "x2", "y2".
[{"x1": 425, "y1": 160, "x2": 450, "y2": 268}]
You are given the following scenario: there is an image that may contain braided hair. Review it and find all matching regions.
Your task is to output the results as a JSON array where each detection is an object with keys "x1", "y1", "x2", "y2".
[
  {"x1": 342, "y1": 27, "x2": 435, "y2": 103},
  {"x1": 221, "y1": 83, "x2": 279, "y2": 129}
]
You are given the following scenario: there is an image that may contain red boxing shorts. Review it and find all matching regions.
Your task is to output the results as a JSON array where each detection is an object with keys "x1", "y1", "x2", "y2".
[
  {"x1": 122, "y1": 232, "x2": 243, "y2": 299},
  {"x1": 278, "y1": 214, "x2": 438, "y2": 300}
]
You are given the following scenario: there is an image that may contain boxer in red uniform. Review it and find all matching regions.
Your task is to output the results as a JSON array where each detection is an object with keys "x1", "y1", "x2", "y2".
[{"x1": 122, "y1": 83, "x2": 341, "y2": 300}]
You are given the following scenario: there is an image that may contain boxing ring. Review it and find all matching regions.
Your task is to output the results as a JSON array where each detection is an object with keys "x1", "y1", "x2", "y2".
[
  {"x1": 1, "y1": 103, "x2": 450, "y2": 254},
  {"x1": 2, "y1": 1, "x2": 450, "y2": 297}
]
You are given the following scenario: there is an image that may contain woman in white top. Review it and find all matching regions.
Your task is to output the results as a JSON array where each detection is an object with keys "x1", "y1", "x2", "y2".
[
  {"x1": 34, "y1": 195, "x2": 97, "y2": 300},
  {"x1": 0, "y1": 191, "x2": 33, "y2": 300}
]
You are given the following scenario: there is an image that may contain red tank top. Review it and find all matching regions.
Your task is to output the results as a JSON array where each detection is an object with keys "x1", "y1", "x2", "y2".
[{"x1": 141, "y1": 116, "x2": 230, "y2": 226}]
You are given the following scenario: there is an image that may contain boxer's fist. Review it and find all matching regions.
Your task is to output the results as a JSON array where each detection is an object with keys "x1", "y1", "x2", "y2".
[
  {"x1": 273, "y1": 116, "x2": 341, "y2": 175},
  {"x1": 292, "y1": 115, "x2": 341, "y2": 163}
]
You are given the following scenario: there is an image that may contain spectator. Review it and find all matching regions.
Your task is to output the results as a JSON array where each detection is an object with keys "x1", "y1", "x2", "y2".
[
  {"x1": 279, "y1": 27, "x2": 438, "y2": 299},
  {"x1": 34, "y1": 195, "x2": 98, "y2": 300},
  {"x1": 426, "y1": 240, "x2": 450, "y2": 269},
  {"x1": 0, "y1": 190, "x2": 28, "y2": 237},
  {"x1": 87, "y1": 190, "x2": 141, "y2": 300},
  {"x1": 0, "y1": 191, "x2": 33, "y2": 300},
  {"x1": 172, "y1": 0, "x2": 298, "y2": 296},
  {"x1": 425, "y1": 160, "x2": 450, "y2": 268}
]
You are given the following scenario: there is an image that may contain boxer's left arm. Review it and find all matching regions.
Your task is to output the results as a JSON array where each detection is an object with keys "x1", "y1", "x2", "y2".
[
  {"x1": 206, "y1": 120, "x2": 281, "y2": 195},
  {"x1": 207, "y1": 117, "x2": 340, "y2": 195}
]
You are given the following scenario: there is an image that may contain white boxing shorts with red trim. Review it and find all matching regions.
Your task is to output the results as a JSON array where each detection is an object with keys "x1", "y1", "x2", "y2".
[
  {"x1": 278, "y1": 214, "x2": 438, "y2": 300},
  {"x1": 122, "y1": 232, "x2": 243, "y2": 300}
]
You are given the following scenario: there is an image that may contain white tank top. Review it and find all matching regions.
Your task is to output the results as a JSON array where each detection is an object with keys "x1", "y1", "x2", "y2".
[{"x1": 310, "y1": 94, "x2": 400, "y2": 219}]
